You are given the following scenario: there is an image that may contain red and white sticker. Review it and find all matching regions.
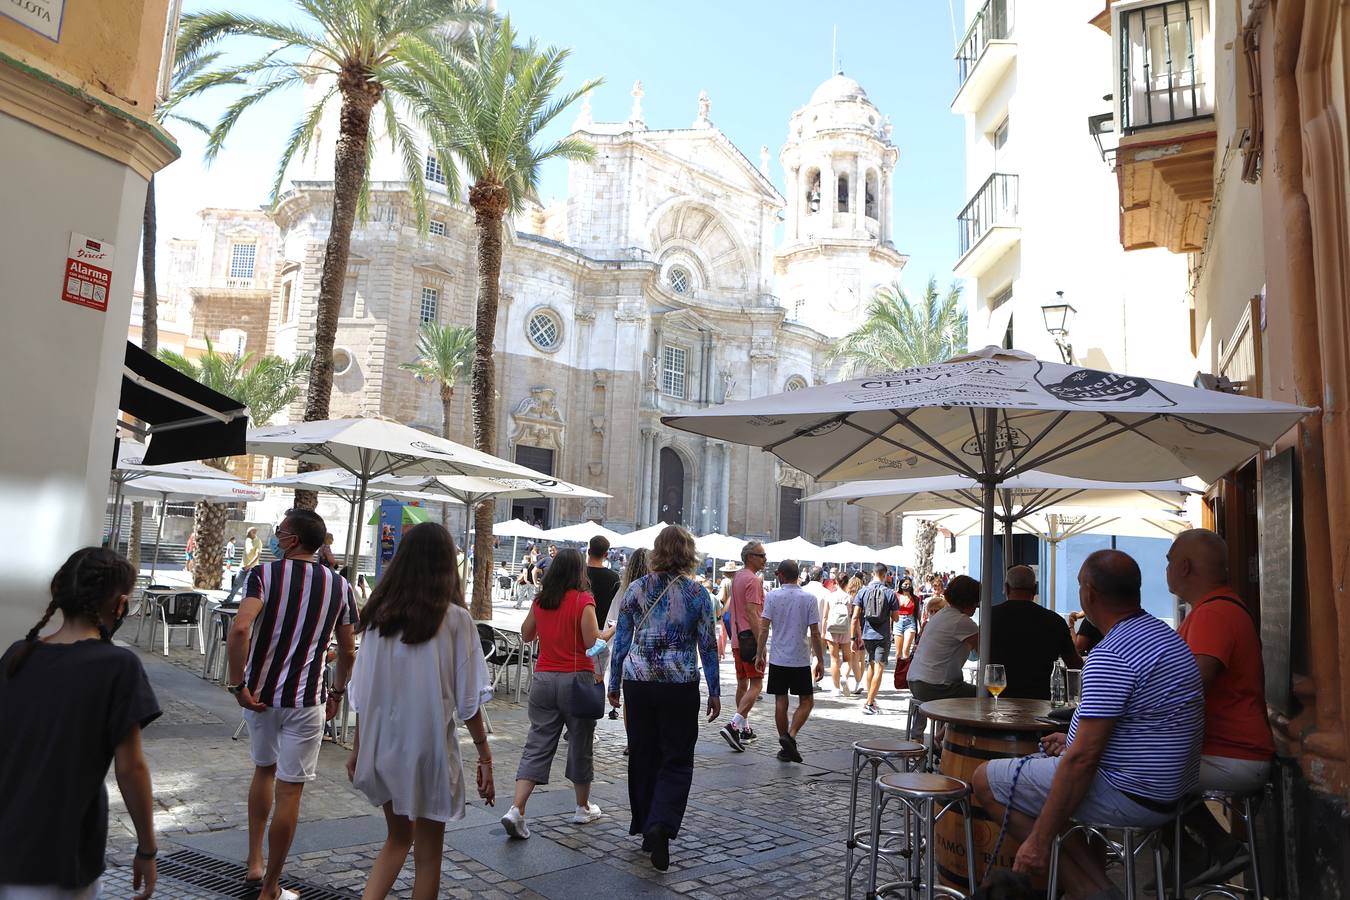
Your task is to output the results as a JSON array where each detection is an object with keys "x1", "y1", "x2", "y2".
[{"x1": 62, "y1": 233, "x2": 114, "y2": 312}]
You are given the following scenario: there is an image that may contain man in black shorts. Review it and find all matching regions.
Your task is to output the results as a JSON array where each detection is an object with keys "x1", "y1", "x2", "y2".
[
  {"x1": 756, "y1": 559, "x2": 826, "y2": 763},
  {"x1": 851, "y1": 563, "x2": 900, "y2": 715}
]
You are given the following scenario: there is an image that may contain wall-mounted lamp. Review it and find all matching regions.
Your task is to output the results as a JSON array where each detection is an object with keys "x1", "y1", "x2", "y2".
[{"x1": 1041, "y1": 292, "x2": 1076, "y2": 364}]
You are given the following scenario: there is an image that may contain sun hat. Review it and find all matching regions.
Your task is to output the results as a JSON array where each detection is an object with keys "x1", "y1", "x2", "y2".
[{"x1": 719, "y1": 560, "x2": 739, "y2": 574}]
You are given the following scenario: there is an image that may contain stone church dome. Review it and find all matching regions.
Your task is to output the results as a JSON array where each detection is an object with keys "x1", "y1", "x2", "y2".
[{"x1": 808, "y1": 73, "x2": 871, "y2": 106}]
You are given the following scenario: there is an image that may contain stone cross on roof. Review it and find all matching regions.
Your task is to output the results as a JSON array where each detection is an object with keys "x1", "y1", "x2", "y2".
[{"x1": 628, "y1": 80, "x2": 646, "y2": 130}]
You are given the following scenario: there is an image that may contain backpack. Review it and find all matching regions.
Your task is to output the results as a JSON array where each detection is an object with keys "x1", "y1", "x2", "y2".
[
  {"x1": 861, "y1": 583, "x2": 892, "y2": 634},
  {"x1": 827, "y1": 595, "x2": 853, "y2": 634}
]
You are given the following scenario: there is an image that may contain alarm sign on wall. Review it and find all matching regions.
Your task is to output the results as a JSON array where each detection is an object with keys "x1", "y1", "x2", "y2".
[{"x1": 62, "y1": 233, "x2": 114, "y2": 312}]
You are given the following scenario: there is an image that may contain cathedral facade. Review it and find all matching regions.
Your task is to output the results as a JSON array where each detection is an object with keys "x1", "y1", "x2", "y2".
[{"x1": 153, "y1": 74, "x2": 908, "y2": 544}]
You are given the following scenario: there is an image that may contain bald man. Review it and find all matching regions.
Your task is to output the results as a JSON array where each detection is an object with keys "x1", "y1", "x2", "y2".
[
  {"x1": 1168, "y1": 529, "x2": 1274, "y2": 886},
  {"x1": 989, "y1": 565, "x2": 1081, "y2": 700},
  {"x1": 972, "y1": 550, "x2": 1204, "y2": 893}
]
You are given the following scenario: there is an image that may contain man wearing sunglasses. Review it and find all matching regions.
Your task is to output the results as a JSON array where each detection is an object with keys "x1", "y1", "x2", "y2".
[{"x1": 720, "y1": 541, "x2": 767, "y2": 751}]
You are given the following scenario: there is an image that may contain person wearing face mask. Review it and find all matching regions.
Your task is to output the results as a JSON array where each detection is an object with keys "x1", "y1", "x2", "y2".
[
  {"x1": 0, "y1": 548, "x2": 162, "y2": 899},
  {"x1": 227, "y1": 509, "x2": 358, "y2": 900}
]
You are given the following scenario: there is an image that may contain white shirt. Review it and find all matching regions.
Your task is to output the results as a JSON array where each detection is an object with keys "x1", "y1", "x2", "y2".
[
  {"x1": 762, "y1": 584, "x2": 821, "y2": 668},
  {"x1": 907, "y1": 605, "x2": 978, "y2": 685},
  {"x1": 803, "y1": 580, "x2": 832, "y2": 627}
]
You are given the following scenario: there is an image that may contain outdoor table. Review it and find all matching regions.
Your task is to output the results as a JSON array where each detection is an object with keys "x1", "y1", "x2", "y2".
[{"x1": 920, "y1": 697, "x2": 1061, "y2": 888}]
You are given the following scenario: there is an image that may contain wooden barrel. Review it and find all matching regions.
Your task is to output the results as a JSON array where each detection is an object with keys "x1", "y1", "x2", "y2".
[{"x1": 935, "y1": 721, "x2": 1045, "y2": 889}]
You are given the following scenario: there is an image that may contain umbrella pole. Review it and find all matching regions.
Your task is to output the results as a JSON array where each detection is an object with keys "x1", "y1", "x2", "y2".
[
  {"x1": 343, "y1": 492, "x2": 358, "y2": 571},
  {"x1": 977, "y1": 408, "x2": 998, "y2": 694},
  {"x1": 1048, "y1": 536, "x2": 1058, "y2": 613},
  {"x1": 149, "y1": 492, "x2": 167, "y2": 582},
  {"x1": 348, "y1": 477, "x2": 369, "y2": 579}
]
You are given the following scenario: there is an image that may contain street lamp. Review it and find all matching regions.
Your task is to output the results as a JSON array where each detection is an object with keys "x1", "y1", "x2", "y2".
[{"x1": 1041, "y1": 292, "x2": 1076, "y2": 364}]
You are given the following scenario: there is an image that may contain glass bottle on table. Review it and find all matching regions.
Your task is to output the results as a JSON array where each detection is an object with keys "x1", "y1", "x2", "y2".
[{"x1": 985, "y1": 664, "x2": 1007, "y2": 720}]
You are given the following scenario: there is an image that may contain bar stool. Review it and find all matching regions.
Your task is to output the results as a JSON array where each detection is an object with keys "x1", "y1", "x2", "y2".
[
  {"x1": 1048, "y1": 816, "x2": 1171, "y2": 900},
  {"x1": 1176, "y1": 788, "x2": 1264, "y2": 900},
  {"x1": 868, "y1": 772, "x2": 976, "y2": 900},
  {"x1": 905, "y1": 698, "x2": 939, "y2": 771},
  {"x1": 846, "y1": 739, "x2": 927, "y2": 898}
]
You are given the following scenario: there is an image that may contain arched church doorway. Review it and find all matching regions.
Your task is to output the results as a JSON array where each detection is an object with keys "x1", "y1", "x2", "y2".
[{"x1": 658, "y1": 447, "x2": 685, "y2": 525}]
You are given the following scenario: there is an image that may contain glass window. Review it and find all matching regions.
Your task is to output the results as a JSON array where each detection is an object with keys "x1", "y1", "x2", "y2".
[
  {"x1": 428, "y1": 220, "x2": 447, "y2": 237},
  {"x1": 425, "y1": 153, "x2": 446, "y2": 185},
  {"x1": 668, "y1": 266, "x2": 691, "y2": 294},
  {"x1": 419, "y1": 286, "x2": 439, "y2": 324},
  {"x1": 228, "y1": 243, "x2": 256, "y2": 282},
  {"x1": 992, "y1": 117, "x2": 1009, "y2": 152},
  {"x1": 662, "y1": 345, "x2": 687, "y2": 399},
  {"x1": 527, "y1": 310, "x2": 562, "y2": 351}
]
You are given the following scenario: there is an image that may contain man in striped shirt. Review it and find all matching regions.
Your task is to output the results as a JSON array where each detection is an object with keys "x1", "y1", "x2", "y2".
[
  {"x1": 973, "y1": 550, "x2": 1203, "y2": 897},
  {"x1": 227, "y1": 508, "x2": 357, "y2": 900}
]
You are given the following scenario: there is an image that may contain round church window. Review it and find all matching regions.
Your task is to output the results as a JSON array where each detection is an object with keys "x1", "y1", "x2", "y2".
[
  {"x1": 526, "y1": 309, "x2": 563, "y2": 352},
  {"x1": 785, "y1": 375, "x2": 808, "y2": 392},
  {"x1": 668, "y1": 266, "x2": 691, "y2": 294}
]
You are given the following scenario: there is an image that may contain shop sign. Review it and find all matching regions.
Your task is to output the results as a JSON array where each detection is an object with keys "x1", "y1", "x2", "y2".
[
  {"x1": 61, "y1": 232, "x2": 113, "y2": 312},
  {"x1": 2, "y1": 0, "x2": 65, "y2": 42}
]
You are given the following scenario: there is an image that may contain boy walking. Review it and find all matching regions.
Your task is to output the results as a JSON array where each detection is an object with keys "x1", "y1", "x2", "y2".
[{"x1": 757, "y1": 559, "x2": 826, "y2": 763}]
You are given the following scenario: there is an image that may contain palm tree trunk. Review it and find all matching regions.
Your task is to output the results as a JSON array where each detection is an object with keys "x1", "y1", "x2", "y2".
[
  {"x1": 917, "y1": 519, "x2": 938, "y2": 577},
  {"x1": 192, "y1": 500, "x2": 229, "y2": 590},
  {"x1": 129, "y1": 176, "x2": 159, "y2": 573},
  {"x1": 469, "y1": 182, "x2": 510, "y2": 620},
  {"x1": 441, "y1": 384, "x2": 453, "y2": 530},
  {"x1": 294, "y1": 76, "x2": 382, "y2": 511}
]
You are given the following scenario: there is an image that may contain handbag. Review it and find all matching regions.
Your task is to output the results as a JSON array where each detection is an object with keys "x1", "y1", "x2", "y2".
[
  {"x1": 569, "y1": 590, "x2": 607, "y2": 720},
  {"x1": 728, "y1": 577, "x2": 759, "y2": 663}
]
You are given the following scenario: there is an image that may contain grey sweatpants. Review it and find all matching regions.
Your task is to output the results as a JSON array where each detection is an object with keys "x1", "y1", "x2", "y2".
[{"x1": 515, "y1": 670, "x2": 598, "y2": 785}]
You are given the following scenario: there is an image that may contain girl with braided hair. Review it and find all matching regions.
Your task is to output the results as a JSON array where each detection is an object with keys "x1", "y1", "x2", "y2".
[{"x1": 0, "y1": 547, "x2": 161, "y2": 899}]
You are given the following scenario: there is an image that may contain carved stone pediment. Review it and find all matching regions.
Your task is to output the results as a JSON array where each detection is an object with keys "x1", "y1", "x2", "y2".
[
  {"x1": 510, "y1": 387, "x2": 564, "y2": 451},
  {"x1": 776, "y1": 462, "x2": 807, "y2": 489},
  {"x1": 661, "y1": 308, "x2": 715, "y2": 333}
]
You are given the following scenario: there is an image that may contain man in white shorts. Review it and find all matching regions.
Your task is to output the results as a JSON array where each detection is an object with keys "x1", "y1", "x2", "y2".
[{"x1": 228, "y1": 509, "x2": 357, "y2": 900}]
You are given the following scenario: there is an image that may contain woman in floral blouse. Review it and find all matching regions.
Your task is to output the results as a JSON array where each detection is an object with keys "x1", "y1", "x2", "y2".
[{"x1": 607, "y1": 525, "x2": 721, "y2": 872}]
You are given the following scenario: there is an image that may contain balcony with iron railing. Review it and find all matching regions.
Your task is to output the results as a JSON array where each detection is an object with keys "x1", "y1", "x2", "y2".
[
  {"x1": 952, "y1": 0, "x2": 1016, "y2": 115},
  {"x1": 1117, "y1": 0, "x2": 1213, "y2": 134},
  {"x1": 954, "y1": 172, "x2": 1019, "y2": 278}
]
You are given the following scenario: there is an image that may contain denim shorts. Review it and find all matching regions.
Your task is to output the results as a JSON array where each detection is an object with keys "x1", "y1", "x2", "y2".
[
  {"x1": 893, "y1": 615, "x2": 916, "y2": 637},
  {"x1": 984, "y1": 755, "x2": 1176, "y2": 828}
]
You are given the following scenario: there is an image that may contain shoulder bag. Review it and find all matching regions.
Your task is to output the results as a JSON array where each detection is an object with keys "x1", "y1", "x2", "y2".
[
  {"x1": 568, "y1": 590, "x2": 607, "y2": 720},
  {"x1": 730, "y1": 576, "x2": 759, "y2": 664}
]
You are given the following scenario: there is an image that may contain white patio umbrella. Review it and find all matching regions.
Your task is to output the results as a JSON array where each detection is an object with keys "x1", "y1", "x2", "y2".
[
  {"x1": 695, "y1": 532, "x2": 749, "y2": 561},
  {"x1": 664, "y1": 346, "x2": 1311, "y2": 689},
  {"x1": 816, "y1": 540, "x2": 884, "y2": 564},
  {"x1": 493, "y1": 518, "x2": 549, "y2": 539},
  {"x1": 762, "y1": 535, "x2": 825, "y2": 561},
  {"x1": 874, "y1": 545, "x2": 914, "y2": 569},
  {"x1": 107, "y1": 439, "x2": 243, "y2": 552},
  {"x1": 541, "y1": 521, "x2": 628, "y2": 546},
  {"x1": 122, "y1": 475, "x2": 264, "y2": 580},
  {"x1": 247, "y1": 418, "x2": 543, "y2": 578},
  {"x1": 613, "y1": 522, "x2": 675, "y2": 551}
]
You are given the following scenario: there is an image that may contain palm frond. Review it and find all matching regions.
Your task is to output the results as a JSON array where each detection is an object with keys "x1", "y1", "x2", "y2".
[{"x1": 829, "y1": 278, "x2": 967, "y2": 378}]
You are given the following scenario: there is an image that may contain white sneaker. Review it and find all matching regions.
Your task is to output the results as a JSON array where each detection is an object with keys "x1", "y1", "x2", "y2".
[
  {"x1": 571, "y1": 802, "x2": 604, "y2": 824},
  {"x1": 501, "y1": 805, "x2": 530, "y2": 839}
]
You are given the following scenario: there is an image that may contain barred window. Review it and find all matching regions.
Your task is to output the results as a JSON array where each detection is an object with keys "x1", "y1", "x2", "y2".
[
  {"x1": 662, "y1": 345, "x2": 687, "y2": 399},
  {"x1": 428, "y1": 220, "x2": 446, "y2": 236},
  {"x1": 419, "y1": 286, "x2": 439, "y2": 324},
  {"x1": 228, "y1": 243, "x2": 256, "y2": 282},
  {"x1": 425, "y1": 153, "x2": 446, "y2": 185},
  {"x1": 668, "y1": 265, "x2": 690, "y2": 294},
  {"x1": 527, "y1": 310, "x2": 562, "y2": 351}
]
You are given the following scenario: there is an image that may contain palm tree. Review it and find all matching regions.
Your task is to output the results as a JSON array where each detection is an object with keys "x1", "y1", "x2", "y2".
[
  {"x1": 393, "y1": 17, "x2": 598, "y2": 617},
  {"x1": 832, "y1": 277, "x2": 968, "y2": 569},
  {"x1": 176, "y1": 0, "x2": 485, "y2": 509},
  {"x1": 130, "y1": 50, "x2": 233, "y2": 570},
  {"x1": 160, "y1": 339, "x2": 311, "y2": 589},
  {"x1": 400, "y1": 322, "x2": 474, "y2": 441}
]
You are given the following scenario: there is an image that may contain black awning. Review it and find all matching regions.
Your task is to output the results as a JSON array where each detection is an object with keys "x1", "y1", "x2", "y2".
[{"x1": 120, "y1": 341, "x2": 249, "y2": 465}]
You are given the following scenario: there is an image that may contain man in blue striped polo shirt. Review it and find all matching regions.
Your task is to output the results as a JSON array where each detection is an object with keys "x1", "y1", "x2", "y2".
[{"x1": 973, "y1": 549, "x2": 1203, "y2": 897}]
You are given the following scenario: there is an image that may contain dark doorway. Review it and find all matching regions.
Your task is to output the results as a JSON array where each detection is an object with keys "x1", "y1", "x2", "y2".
[
  {"x1": 779, "y1": 486, "x2": 803, "y2": 539},
  {"x1": 512, "y1": 445, "x2": 555, "y2": 529},
  {"x1": 658, "y1": 447, "x2": 685, "y2": 525}
]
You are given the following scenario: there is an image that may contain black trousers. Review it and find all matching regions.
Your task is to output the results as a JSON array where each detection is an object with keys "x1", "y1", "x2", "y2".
[{"x1": 622, "y1": 679, "x2": 700, "y2": 839}]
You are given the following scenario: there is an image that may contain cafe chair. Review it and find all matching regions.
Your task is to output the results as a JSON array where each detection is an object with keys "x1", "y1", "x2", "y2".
[
  {"x1": 846, "y1": 739, "x2": 927, "y2": 899},
  {"x1": 1174, "y1": 788, "x2": 1265, "y2": 900},
  {"x1": 1048, "y1": 815, "x2": 1171, "y2": 900},
  {"x1": 868, "y1": 772, "x2": 976, "y2": 900},
  {"x1": 148, "y1": 591, "x2": 206, "y2": 656},
  {"x1": 202, "y1": 604, "x2": 238, "y2": 682},
  {"x1": 132, "y1": 585, "x2": 172, "y2": 644}
]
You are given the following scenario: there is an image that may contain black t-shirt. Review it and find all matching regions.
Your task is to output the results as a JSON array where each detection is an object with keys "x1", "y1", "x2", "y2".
[
  {"x1": 987, "y1": 601, "x2": 1077, "y2": 700},
  {"x1": 0, "y1": 639, "x2": 160, "y2": 887},
  {"x1": 1076, "y1": 617, "x2": 1104, "y2": 650},
  {"x1": 587, "y1": 565, "x2": 622, "y2": 624}
]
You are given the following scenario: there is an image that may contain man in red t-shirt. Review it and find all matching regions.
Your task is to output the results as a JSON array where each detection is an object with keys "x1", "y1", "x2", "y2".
[
  {"x1": 719, "y1": 541, "x2": 767, "y2": 752},
  {"x1": 1168, "y1": 528, "x2": 1274, "y2": 887}
]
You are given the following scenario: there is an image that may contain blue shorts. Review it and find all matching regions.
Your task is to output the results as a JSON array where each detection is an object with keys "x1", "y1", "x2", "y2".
[
  {"x1": 894, "y1": 615, "x2": 916, "y2": 637},
  {"x1": 983, "y1": 755, "x2": 1176, "y2": 828}
]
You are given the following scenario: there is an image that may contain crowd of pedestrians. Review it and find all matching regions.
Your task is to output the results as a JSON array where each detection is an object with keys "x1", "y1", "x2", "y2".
[{"x1": 0, "y1": 509, "x2": 1275, "y2": 897}]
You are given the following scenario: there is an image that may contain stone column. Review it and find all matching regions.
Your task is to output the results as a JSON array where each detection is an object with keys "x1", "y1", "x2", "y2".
[
  {"x1": 855, "y1": 155, "x2": 867, "y2": 233},
  {"x1": 880, "y1": 168, "x2": 891, "y2": 242},
  {"x1": 637, "y1": 428, "x2": 652, "y2": 527},
  {"x1": 719, "y1": 442, "x2": 732, "y2": 534},
  {"x1": 788, "y1": 166, "x2": 800, "y2": 240},
  {"x1": 649, "y1": 432, "x2": 662, "y2": 524},
  {"x1": 820, "y1": 158, "x2": 835, "y2": 219},
  {"x1": 701, "y1": 439, "x2": 714, "y2": 533}
]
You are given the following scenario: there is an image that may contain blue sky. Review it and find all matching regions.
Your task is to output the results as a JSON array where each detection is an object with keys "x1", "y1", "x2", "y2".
[{"x1": 159, "y1": 1, "x2": 967, "y2": 290}]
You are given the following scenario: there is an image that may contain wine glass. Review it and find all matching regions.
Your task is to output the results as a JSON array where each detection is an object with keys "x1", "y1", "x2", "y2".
[{"x1": 985, "y1": 664, "x2": 1007, "y2": 720}]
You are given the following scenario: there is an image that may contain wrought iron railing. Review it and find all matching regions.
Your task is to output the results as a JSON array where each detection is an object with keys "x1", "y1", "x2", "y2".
[
  {"x1": 1118, "y1": 0, "x2": 1213, "y2": 134},
  {"x1": 957, "y1": 173, "x2": 1019, "y2": 259},
  {"x1": 956, "y1": 0, "x2": 1013, "y2": 91}
]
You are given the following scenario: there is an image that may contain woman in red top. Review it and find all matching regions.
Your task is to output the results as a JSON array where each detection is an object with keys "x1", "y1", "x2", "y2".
[
  {"x1": 501, "y1": 549, "x2": 603, "y2": 841},
  {"x1": 894, "y1": 576, "x2": 919, "y2": 659}
]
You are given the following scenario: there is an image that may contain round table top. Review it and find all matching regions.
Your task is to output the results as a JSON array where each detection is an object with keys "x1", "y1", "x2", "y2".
[{"x1": 919, "y1": 697, "x2": 1063, "y2": 731}]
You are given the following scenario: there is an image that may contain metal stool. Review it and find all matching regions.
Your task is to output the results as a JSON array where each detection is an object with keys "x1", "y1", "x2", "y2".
[
  {"x1": 1049, "y1": 817, "x2": 1171, "y2": 900},
  {"x1": 905, "y1": 698, "x2": 938, "y2": 771},
  {"x1": 868, "y1": 772, "x2": 976, "y2": 900},
  {"x1": 1175, "y1": 789, "x2": 1264, "y2": 899},
  {"x1": 846, "y1": 739, "x2": 927, "y2": 898}
]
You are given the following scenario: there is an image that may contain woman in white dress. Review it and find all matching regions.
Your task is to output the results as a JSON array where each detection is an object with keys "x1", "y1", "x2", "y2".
[{"x1": 347, "y1": 522, "x2": 496, "y2": 900}]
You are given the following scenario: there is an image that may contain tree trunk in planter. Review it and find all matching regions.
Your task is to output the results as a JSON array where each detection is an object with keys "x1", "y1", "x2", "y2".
[
  {"x1": 916, "y1": 519, "x2": 938, "y2": 577},
  {"x1": 192, "y1": 500, "x2": 229, "y2": 590},
  {"x1": 128, "y1": 501, "x2": 143, "y2": 571}
]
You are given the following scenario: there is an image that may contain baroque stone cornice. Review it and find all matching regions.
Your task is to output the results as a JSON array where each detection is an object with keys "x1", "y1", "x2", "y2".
[{"x1": 0, "y1": 51, "x2": 179, "y2": 181}]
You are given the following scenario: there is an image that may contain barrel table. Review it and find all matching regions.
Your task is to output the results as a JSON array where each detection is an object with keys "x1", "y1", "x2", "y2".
[{"x1": 919, "y1": 698, "x2": 1060, "y2": 888}]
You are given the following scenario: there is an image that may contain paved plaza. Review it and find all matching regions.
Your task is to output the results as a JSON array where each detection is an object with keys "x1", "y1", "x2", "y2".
[{"x1": 102, "y1": 633, "x2": 918, "y2": 899}]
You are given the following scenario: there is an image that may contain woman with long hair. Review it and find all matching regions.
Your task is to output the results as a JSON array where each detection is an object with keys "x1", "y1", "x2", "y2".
[
  {"x1": 501, "y1": 549, "x2": 604, "y2": 840},
  {"x1": 346, "y1": 522, "x2": 494, "y2": 900},
  {"x1": 895, "y1": 575, "x2": 919, "y2": 659},
  {"x1": 608, "y1": 526, "x2": 720, "y2": 871},
  {"x1": 843, "y1": 574, "x2": 868, "y2": 695}
]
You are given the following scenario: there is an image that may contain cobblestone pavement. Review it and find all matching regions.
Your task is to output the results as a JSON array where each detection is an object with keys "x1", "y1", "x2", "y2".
[{"x1": 105, "y1": 637, "x2": 928, "y2": 899}]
